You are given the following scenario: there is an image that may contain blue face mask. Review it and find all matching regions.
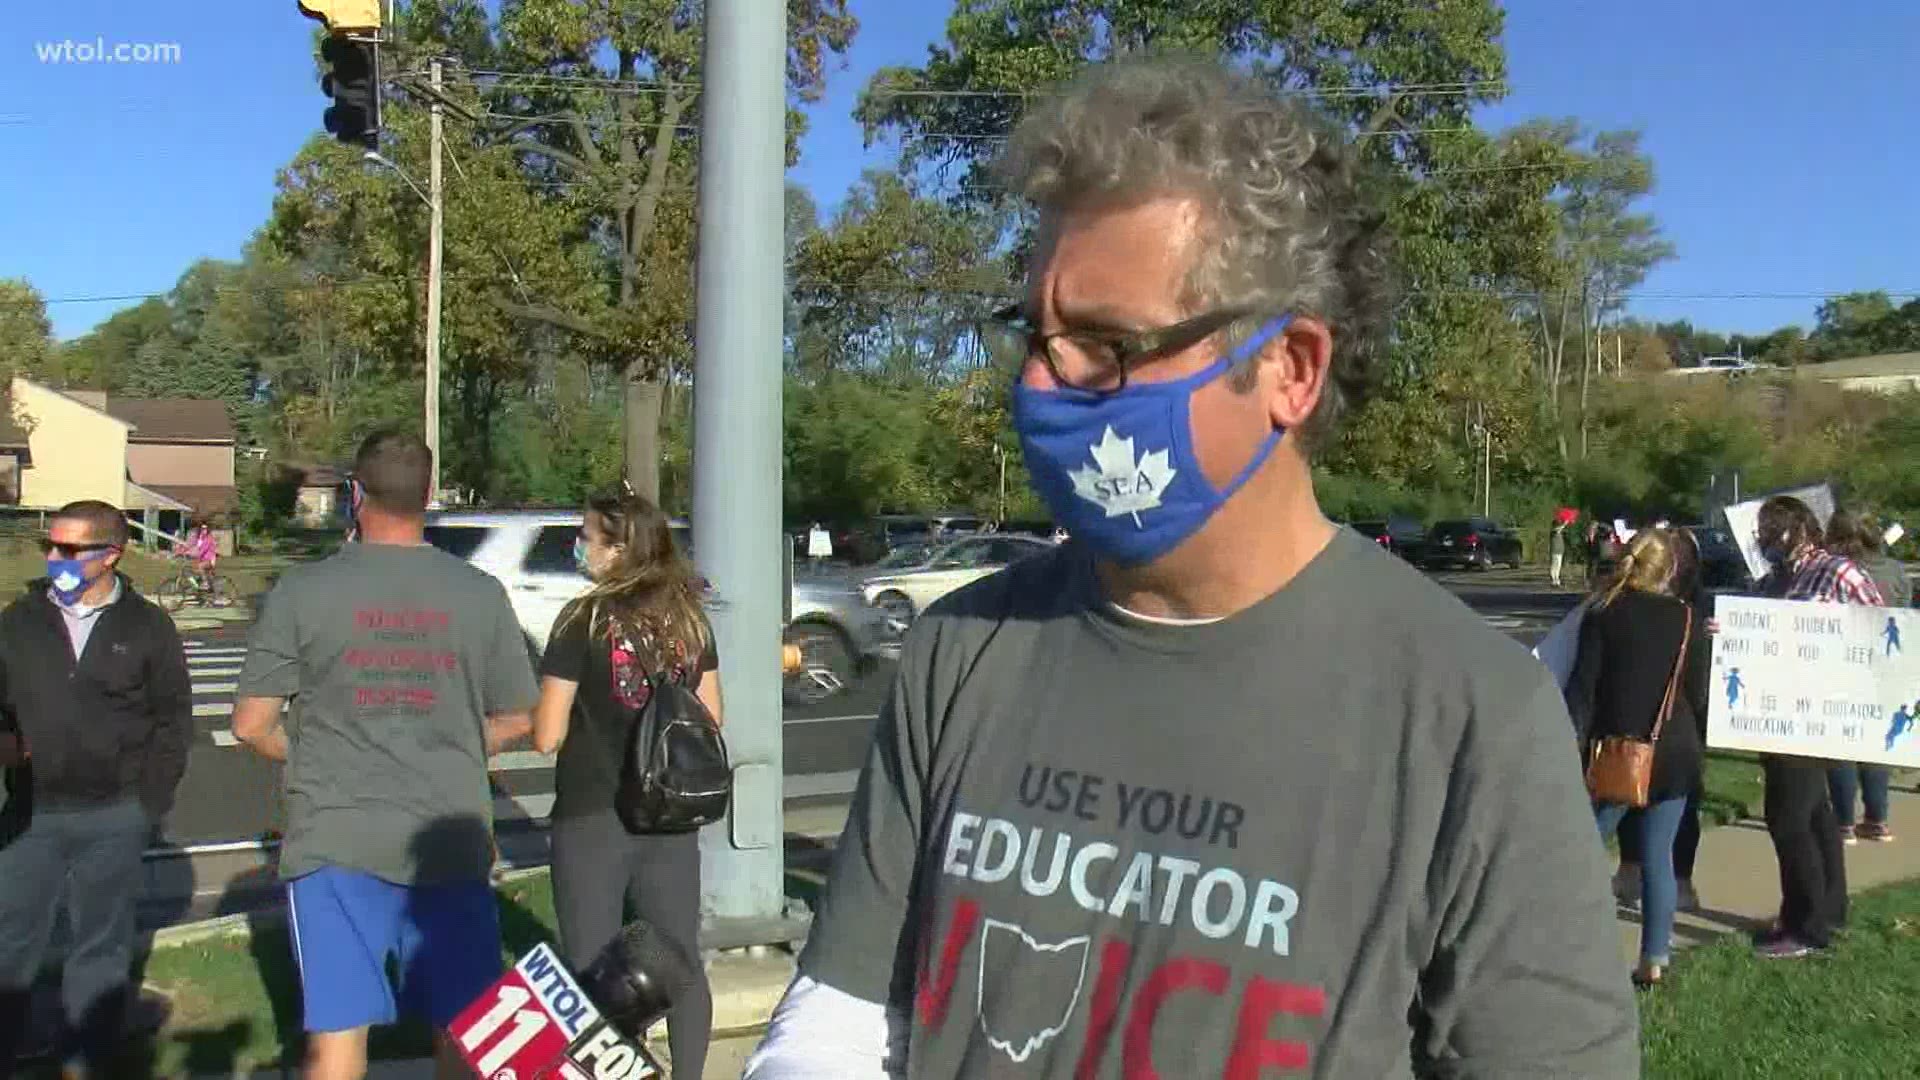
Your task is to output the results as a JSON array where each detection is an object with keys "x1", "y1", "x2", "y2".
[
  {"x1": 1011, "y1": 316, "x2": 1291, "y2": 566},
  {"x1": 572, "y1": 535, "x2": 592, "y2": 576},
  {"x1": 47, "y1": 552, "x2": 106, "y2": 606}
]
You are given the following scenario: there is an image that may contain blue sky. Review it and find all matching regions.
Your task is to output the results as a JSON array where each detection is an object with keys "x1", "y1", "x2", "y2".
[{"x1": 4, "y1": 0, "x2": 1916, "y2": 341}]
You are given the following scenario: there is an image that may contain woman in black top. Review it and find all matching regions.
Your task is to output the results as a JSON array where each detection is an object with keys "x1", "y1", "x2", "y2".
[
  {"x1": 1613, "y1": 529, "x2": 1711, "y2": 914},
  {"x1": 533, "y1": 493, "x2": 722, "y2": 1077},
  {"x1": 1567, "y1": 528, "x2": 1711, "y2": 988}
]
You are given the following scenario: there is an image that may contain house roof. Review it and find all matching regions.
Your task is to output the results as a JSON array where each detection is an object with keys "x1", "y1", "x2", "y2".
[
  {"x1": 1795, "y1": 352, "x2": 1920, "y2": 381},
  {"x1": 142, "y1": 483, "x2": 238, "y2": 515},
  {"x1": 103, "y1": 398, "x2": 235, "y2": 444}
]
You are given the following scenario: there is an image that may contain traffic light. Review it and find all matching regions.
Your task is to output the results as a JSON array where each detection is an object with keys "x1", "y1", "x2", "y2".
[
  {"x1": 319, "y1": 34, "x2": 380, "y2": 149},
  {"x1": 300, "y1": 1, "x2": 382, "y2": 148},
  {"x1": 297, "y1": 0, "x2": 381, "y2": 33}
]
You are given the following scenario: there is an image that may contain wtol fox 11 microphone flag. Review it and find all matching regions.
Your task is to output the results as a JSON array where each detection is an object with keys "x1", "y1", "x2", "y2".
[{"x1": 447, "y1": 941, "x2": 663, "y2": 1079}]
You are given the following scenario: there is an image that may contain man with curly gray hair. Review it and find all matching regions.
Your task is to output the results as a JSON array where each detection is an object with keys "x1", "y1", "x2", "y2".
[{"x1": 749, "y1": 55, "x2": 1635, "y2": 1079}]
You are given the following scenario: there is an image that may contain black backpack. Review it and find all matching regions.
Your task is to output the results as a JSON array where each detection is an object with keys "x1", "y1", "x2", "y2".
[{"x1": 615, "y1": 671, "x2": 732, "y2": 834}]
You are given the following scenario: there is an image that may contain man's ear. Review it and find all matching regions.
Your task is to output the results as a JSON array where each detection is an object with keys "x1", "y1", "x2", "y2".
[{"x1": 1261, "y1": 315, "x2": 1334, "y2": 431}]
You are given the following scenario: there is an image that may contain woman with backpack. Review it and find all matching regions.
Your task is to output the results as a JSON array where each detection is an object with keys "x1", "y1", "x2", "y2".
[
  {"x1": 533, "y1": 492, "x2": 721, "y2": 1076},
  {"x1": 1566, "y1": 528, "x2": 1712, "y2": 989}
]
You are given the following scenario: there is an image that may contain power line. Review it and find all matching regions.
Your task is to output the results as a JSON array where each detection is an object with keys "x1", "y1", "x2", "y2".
[
  {"x1": 27, "y1": 278, "x2": 1920, "y2": 308},
  {"x1": 460, "y1": 69, "x2": 1506, "y2": 102}
]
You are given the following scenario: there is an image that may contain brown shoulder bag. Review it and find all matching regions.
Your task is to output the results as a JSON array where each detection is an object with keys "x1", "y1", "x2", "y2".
[{"x1": 1586, "y1": 604, "x2": 1692, "y2": 808}]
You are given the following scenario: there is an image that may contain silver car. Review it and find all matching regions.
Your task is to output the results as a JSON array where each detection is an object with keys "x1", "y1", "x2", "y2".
[{"x1": 422, "y1": 509, "x2": 897, "y2": 707}]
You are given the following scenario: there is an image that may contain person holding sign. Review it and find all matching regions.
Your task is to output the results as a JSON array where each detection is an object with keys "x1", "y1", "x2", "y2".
[
  {"x1": 1823, "y1": 509, "x2": 1903, "y2": 845},
  {"x1": 1566, "y1": 530, "x2": 1711, "y2": 989},
  {"x1": 1744, "y1": 496, "x2": 1883, "y2": 959}
]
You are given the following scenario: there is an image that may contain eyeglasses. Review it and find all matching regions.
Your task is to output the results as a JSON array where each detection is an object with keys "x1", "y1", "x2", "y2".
[
  {"x1": 977, "y1": 305, "x2": 1258, "y2": 393},
  {"x1": 40, "y1": 539, "x2": 118, "y2": 559}
]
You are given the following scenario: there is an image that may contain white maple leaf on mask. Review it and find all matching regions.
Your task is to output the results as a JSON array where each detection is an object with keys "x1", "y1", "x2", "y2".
[{"x1": 1067, "y1": 426, "x2": 1178, "y2": 526}]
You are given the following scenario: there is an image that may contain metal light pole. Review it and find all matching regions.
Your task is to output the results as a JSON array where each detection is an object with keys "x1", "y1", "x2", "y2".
[
  {"x1": 692, "y1": 0, "x2": 798, "y2": 946},
  {"x1": 424, "y1": 58, "x2": 444, "y2": 500}
]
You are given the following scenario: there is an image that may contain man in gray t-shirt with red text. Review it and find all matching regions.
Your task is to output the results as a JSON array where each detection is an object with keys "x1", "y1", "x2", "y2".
[
  {"x1": 748, "y1": 57, "x2": 1635, "y2": 1079},
  {"x1": 234, "y1": 431, "x2": 536, "y2": 1080}
]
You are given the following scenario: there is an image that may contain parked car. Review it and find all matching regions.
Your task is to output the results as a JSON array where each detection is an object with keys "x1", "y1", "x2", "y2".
[
  {"x1": 1348, "y1": 515, "x2": 1427, "y2": 560},
  {"x1": 422, "y1": 510, "x2": 897, "y2": 706},
  {"x1": 1421, "y1": 518, "x2": 1524, "y2": 571},
  {"x1": 861, "y1": 534, "x2": 1054, "y2": 627}
]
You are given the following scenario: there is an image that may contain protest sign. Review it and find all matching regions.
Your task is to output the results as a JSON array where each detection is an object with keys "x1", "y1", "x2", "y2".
[{"x1": 1707, "y1": 596, "x2": 1920, "y2": 767}]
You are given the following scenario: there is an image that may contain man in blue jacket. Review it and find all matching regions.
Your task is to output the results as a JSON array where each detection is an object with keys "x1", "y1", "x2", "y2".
[{"x1": 0, "y1": 500, "x2": 192, "y2": 1077}]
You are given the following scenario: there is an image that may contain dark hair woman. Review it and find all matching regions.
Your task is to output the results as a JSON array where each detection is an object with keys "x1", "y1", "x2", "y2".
[{"x1": 532, "y1": 492, "x2": 719, "y2": 1077}]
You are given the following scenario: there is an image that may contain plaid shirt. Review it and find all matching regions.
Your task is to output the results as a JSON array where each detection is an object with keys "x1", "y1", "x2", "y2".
[{"x1": 1781, "y1": 546, "x2": 1885, "y2": 606}]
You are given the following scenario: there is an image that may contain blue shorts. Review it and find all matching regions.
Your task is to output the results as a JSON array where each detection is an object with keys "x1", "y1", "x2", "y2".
[{"x1": 286, "y1": 866, "x2": 504, "y2": 1033}]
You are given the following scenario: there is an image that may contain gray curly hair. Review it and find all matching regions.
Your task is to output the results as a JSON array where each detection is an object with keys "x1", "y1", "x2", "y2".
[{"x1": 996, "y1": 54, "x2": 1395, "y2": 450}]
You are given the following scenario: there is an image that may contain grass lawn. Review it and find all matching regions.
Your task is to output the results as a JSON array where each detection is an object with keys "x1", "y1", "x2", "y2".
[
  {"x1": 121, "y1": 864, "x2": 825, "y2": 1078},
  {"x1": 1701, "y1": 751, "x2": 1766, "y2": 826},
  {"x1": 117, "y1": 873, "x2": 562, "y2": 1077},
  {"x1": 1639, "y1": 877, "x2": 1920, "y2": 1078}
]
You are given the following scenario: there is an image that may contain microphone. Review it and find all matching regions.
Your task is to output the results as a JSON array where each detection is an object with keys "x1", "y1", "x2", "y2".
[
  {"x1": 577, "y1": 919, "x2": 701, "y2": 1040},
  {"x1": 448, "y1": 919, "x2": 696, "y2": 1079}
]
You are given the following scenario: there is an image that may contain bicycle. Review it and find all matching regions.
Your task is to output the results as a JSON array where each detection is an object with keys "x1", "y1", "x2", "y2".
[{"x1": 153, "y1": 558, "x2": 236, "y2": 612}]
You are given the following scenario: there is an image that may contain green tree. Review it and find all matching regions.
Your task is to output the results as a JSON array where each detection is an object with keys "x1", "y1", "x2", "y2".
[
  {"x1": 0, "y1": 279, "x2": 55, "y2": 387},
  {"x1": 58, "y1": 299, "x2": 173, "y2": 392},
  {"x1": 470, "y1": 0, "x2": 859, "y2": 499},
  {"x1": 855, "y1": 0, "x2": 1508, "y2": 199},
  {"x1": 789, "y1": 171, "x2": 1006, "y2": 381}
]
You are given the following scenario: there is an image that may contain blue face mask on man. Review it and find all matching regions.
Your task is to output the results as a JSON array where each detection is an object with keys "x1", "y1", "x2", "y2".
[
  {"x1": 1011, "y1": 316, "x2": 1292, "y2": 566},
  {"x1": 45, "y1": 547, "x2": 114, "y2": 607}
]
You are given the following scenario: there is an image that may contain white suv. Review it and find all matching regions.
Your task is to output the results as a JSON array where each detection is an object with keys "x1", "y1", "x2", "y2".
[{"x1": 423, "y1": 509, "x2": 896, "y2": 704}]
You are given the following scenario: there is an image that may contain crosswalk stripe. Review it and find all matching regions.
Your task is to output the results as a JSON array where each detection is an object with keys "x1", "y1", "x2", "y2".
[
  {"x1": 497, "y1": 792, "x2": 556, "y2": 819},
  {"x1": 185, "y1": 646, "x2": 248, "y2": 657},
  {"x1": 489, "y1": 750, "x2": 556, "y2": 772},
  {"x1": 193, "y1": 681, "x2": 239, "y2": 694},
  {"x1": 194, "y1": 702, "x2": 233, "y2": 718},
  {"x1": 210, "y1": 729, "x2": 239, "y2": 747},
  {"x1": 189, "y1": 665, "x2": 242, "y2": 678}
]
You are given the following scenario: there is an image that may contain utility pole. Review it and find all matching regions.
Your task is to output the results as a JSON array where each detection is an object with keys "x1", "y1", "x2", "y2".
[
  {"x1": 692, "y1": 1, "x2": 798, "y2": 947},
  {"x1": 424, "y1": 58, "x2": 444, "y2": 501}
]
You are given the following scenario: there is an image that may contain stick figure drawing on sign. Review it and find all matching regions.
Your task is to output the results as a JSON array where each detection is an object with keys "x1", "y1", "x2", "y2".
[
  {"x1": 1724, "y1": 668, "x2": 1744, "y2": 709},
  {"x1": 1886, "y1": 616, "x2": 1902, "y2": 658},
  {"x1": 1886, "y1": 703, "x2": 1914, "y2": 753}
]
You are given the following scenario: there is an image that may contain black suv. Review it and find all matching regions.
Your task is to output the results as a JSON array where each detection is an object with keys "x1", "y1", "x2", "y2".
[
  {"x1": 1423, "y1": 518, "x2": 1524, "y2": 571},
  {"x1": 1349, "y1": 515, "x2": 1428, "y2": 561}
]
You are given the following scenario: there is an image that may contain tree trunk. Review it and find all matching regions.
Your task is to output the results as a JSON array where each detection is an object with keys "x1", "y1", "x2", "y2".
[{"x1": 623, "y1": 365, "x2": 664, "y2": 503}]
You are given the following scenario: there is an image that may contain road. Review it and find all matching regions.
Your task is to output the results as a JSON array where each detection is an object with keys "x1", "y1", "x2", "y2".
[
  {"x1": 155, "y1": 570, "x2": 1574, "y2": 850},
  {"x1": 156, "y1": 621, "x2": 890, "y2": 850}
]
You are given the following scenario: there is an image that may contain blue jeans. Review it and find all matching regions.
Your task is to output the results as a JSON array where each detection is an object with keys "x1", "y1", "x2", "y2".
[
  {"x1": 1597, "y1": 796, "x2": 1688, "y2": 965},
  {"x1": 1827, "y1": 764, "x2": 1891, "y2": 827}
]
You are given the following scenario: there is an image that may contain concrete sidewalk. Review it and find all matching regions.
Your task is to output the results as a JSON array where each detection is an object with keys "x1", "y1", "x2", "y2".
[{"x1": 1615, "y1": 780, "x2": 1920, "y2": 964}]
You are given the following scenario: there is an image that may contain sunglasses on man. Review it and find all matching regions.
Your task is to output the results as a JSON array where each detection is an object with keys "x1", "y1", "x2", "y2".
[{"x1": 39, "y1": 539, "x2": 120, "y2": 559}]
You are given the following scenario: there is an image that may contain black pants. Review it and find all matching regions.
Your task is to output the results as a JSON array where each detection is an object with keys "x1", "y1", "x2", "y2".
[
  {"x1": 0, "y1": 801, "x2": 149, "y2": 1075},
  {"x1": 551, "y1": 811, "x2": 711, "y2": 1079},
  {"x1": 1619, "y1": 788, "x2": 1701, "y2": 880},
  {"x1": 1763, "y1": 757, "x2": 1848, "y2": 947}
]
